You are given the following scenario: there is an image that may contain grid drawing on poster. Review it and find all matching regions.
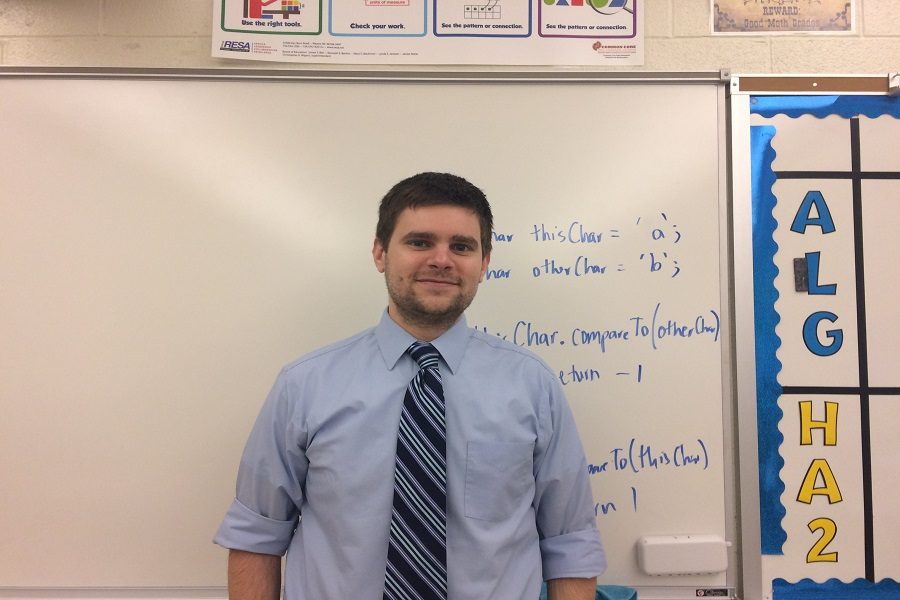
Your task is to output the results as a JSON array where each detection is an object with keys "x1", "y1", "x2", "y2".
[{"x1": 750, "y1": 96, "x2": 900, "y2": 598}]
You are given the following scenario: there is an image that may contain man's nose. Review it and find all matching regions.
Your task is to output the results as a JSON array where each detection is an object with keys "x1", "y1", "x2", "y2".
[{"x1": 428, "y1": 244, "x2": 453, "y2": 268}]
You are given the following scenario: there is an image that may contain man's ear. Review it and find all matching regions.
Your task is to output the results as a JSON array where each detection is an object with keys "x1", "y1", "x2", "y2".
[
  {"x1": 479, "y1": 252, "x2": 491, "y2": 282},
  {"x1": 372, "y1": 238, "x2": 386, "y2": 274}
]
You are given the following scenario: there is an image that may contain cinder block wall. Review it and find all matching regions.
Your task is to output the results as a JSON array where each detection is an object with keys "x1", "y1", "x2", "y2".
[{"x1": 0, "y1": 0, "x2": 897, "y2": 72}]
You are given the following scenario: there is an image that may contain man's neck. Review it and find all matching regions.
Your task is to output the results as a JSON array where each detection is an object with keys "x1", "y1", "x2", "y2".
[{"x1": 386, "y1": 307, "x2": 455, "y2": 342}]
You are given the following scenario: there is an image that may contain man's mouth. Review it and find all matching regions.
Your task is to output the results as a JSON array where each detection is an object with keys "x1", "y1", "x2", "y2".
[{"x1": 415, "y1": 275, "x2": 459, "y2": 286}]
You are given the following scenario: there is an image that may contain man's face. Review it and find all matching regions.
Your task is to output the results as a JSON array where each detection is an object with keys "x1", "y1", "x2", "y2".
[{"x1": 373, "y1": 205, "x2": 490, "y2": 338}]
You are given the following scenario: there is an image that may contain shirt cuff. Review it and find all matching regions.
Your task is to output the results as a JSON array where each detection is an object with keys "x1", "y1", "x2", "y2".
[
  {"x1": 540, "y1": 528, "x2": 607, "y2": 580},
  {"x1": 213, "y1": 498, "x2": 297, "y2": 556}
]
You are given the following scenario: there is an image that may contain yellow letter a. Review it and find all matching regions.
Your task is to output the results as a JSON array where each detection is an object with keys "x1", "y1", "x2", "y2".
[{"x1": 797, "y1": 459, "x2": 842, "y2": 504}]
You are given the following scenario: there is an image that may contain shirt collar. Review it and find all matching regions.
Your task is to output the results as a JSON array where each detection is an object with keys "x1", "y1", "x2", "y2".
[{"x1": 374, "y1": 309, "x2": 470, "y2": 375}]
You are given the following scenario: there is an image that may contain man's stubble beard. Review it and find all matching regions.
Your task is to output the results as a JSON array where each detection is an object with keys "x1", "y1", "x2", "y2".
[{"x1": 384, "y1": 272, "x2": 477, "y2": 332}]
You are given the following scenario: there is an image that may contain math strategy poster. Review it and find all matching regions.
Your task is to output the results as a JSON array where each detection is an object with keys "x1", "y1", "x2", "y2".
[{"x1": 212, "y1": 0, "x2": 643, "y2": 65}]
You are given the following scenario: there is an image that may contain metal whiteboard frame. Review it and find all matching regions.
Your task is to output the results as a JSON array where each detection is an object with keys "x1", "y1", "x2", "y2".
[{"x1": 0, "y1": 66, "x2": 728, "y2": 84}]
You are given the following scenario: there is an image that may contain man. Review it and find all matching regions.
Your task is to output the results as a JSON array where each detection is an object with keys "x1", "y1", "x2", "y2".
[{"x1": 215, "y1": 172, "x2": 606, "y2": 599}]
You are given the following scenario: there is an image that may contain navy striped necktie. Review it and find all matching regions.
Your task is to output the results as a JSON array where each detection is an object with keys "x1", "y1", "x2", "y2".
[{"x1": 384, "y1": 342, "x2": 447, "y2": 600}]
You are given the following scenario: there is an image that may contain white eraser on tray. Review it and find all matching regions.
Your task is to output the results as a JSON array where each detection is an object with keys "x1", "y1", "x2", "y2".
[{"x1": 637, "y1": 534, "x2": 730, "y2": 575}]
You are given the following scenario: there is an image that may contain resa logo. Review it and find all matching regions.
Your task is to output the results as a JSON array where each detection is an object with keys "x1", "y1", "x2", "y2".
[{"x1": 220, "y1": 41, "x2": 251, "y2": 52}]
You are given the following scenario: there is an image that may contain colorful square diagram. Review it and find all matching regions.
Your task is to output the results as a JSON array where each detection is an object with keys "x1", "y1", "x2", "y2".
[
  {"x1": 329, "y1": 0, "x2": 427, "y2": 36},
  {"x1": 539, "y1": 0, "x2": 635, "y2": 38},
  {"x1": 220, "y1": 0, "x2": 322, "y2": 35},
  {"x1": 434, "y1": 0, "x2": 531, "y2": 37}
]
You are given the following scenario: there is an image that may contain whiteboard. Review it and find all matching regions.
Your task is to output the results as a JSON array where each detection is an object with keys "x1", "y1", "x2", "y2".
[{"x1": 0, "y1": 72, "x2": 732, "y2": 596}]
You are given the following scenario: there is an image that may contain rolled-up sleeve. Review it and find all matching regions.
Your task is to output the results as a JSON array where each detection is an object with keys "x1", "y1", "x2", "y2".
[
  {"x1": 214, "y1": 498, "x2": 298, "y2": 555},
  {"x1": 534, "y1": 378, "x2": 607, "y2": 580},
  {"x1": 214, "y1": 369, "x2": 306, "y2": 556}
]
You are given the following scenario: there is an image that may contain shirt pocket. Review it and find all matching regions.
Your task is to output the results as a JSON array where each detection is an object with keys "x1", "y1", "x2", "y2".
[{"x1": 464, "y1": 441, "x2": 535, "y2": 522}]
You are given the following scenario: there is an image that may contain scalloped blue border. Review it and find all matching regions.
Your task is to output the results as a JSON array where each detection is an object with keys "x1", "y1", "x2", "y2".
[
  {"x1": 774, "y1": 578, "x2": 900, "y2": 599},
  {"x1": 751, "y1": 95, "x2": 900, "y2": 119},
  {"x1": 750, "y1": 125, "x2": 787, "y2": 555}
]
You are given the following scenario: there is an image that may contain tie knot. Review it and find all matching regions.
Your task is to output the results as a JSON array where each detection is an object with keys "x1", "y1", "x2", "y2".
[{"x1": 407, "y1": 342, "x2": 440, "y2": 370}]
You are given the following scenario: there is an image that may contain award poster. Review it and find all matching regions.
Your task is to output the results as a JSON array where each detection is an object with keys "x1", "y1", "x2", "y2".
[
  {"x1": 713, "y1": 0, "x2": 854, "y2": 34},
  {"x1": 212, "y1": 0, "x2": 643, "y2": 65}
]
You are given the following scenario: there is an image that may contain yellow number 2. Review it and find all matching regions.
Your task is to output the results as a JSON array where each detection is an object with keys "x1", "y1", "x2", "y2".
[{"x1": 807, "y1": 518, "x2": 838, "y2": 563}]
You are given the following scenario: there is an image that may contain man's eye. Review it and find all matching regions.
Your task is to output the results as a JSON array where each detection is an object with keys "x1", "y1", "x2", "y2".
[
  {"x1": 452, "y1": 244, "x2": 474, "y2": 253},
  {"x1": 408, "y1": 239, "x2": 430, "y2": 248}
]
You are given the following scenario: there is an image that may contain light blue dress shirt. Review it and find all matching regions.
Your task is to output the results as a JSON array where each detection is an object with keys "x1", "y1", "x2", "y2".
[{"x1": 215, "y1": 310, "x2": 606, "y2": 599}]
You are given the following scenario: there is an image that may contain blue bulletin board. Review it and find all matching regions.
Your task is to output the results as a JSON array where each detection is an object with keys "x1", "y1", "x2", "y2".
[{"x1": 733, "y1": 79, "x2": 900, "y2": 599}]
